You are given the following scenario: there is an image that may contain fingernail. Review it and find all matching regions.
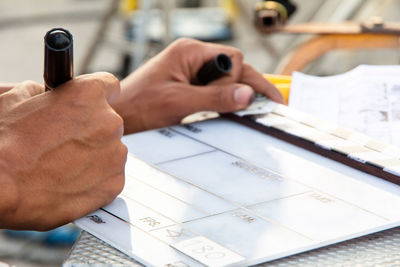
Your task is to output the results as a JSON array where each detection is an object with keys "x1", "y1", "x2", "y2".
[{"x1": 234, "y1": 86, "x2": 254, "y2": 106}]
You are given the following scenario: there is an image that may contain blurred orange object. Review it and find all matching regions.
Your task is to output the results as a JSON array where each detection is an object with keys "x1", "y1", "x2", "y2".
[{"x1": 263, "y1": 74, "x2": 291, "y2": 103}]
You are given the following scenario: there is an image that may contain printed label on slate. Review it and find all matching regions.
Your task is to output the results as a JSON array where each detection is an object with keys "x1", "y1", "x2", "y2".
[{"x1": 172, "y1": 236, "x2": 245, "y2": 266}]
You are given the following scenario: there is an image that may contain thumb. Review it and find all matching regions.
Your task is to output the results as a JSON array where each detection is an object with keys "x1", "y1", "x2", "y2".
[{"x1": 188, "y1": 83, "x2": 255, "y2": 113}]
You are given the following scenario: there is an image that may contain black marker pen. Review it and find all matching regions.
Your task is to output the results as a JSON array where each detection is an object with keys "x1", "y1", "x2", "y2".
[
  {"x1": 44, "y1": 28, "x2": 73, "y2": 91},
  {"x1": 196, "y1": 53, "x2": 232, "y2": 85}
]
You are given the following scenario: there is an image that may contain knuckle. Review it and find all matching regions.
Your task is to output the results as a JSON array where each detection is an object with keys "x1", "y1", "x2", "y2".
[
  {"x1": 110, "y1": 111, "x2": 124, "y2": 133},
  {"x1": 212, "y1": 86, "x2": 235, "y2": 111},
  {"x1": 20, "y1": 80, "x2": 41, "y2": 89},
  {"x1": 75, "y1": 77, "x2": 105, "y2": 100},
  {"x1": 96, "y1": 72, "x2": 120, "y2": 88},
  {"x1": 120, "y1": 143, "x2": 128, "y2": 159},
  {"x1": 20, "y1": 80, "x2": 43, "y2": 95},
  {"x1": 213, "y1": 86, "x2": 226, "y2": 106},
  {"x1": 96, "y1": 71, "x2": 117, "y2": 80},
  {"x1": 107, "y1": 172, "x2": 125, "y2": 200},
  {"x1": 76, "y1": 72, "x2": 120, "y2": 102},
  {"x1": 171, "y1": 37, "x2": 198, "y2": 48},
  {"x1": 100, "y1": 110, "x2": 124, "y2": 138},
  {"x1": 231, "y1": 47, "x2": 243, "y2": 61},
  {"x1": 115, "y1": 142, "x2": 128, "y2": 166},
  {"x1": 243, "y1": 62, "x2": 254, "y2": 71},
  {"x1": 169, "y1": 38, "x2": 202, "y2": 55}
]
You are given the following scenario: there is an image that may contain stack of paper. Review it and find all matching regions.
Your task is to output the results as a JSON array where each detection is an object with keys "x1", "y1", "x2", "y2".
[{"x1": 289, "y1": 65, "x2": 400, "y2": 146}]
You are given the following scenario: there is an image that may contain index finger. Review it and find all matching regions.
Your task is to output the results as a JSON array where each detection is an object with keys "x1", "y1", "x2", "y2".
[
  {"x1": 240, "y1": 63, "x2": 286, "y2": 104},
  {"x1": 166, "y1": 38, "x2": 244, "y2": 83},
  {"x1": 59, "y1": 72, "x2": 121, "y2": 104}
]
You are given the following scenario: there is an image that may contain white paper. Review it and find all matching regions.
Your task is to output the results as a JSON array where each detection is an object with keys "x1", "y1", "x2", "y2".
[
  {"x1": 75, "y1": 118, "x2": 400, "y2": 267},
  {"x1": 289, "y1": 65, "x2": 400, "y2": 147}
]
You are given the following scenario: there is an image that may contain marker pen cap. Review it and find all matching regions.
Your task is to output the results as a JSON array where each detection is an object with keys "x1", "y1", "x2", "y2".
[
  {"x1": 196, "y1": 53, "x2": 232, "y2": 85},
  {"x1": 44, "y1": 28, "x2": 73, "y2": 90}
]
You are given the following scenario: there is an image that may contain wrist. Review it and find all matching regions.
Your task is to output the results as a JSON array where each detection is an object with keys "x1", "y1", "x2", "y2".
[
  {"x1": 112, "y1": 98, "x2": 146, "y2": 134},
  {"x1": 112, "y1": 80, "x2": 147, "y2": 134}
]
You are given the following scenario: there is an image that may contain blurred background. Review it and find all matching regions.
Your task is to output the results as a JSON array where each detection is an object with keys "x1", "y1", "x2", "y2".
[
  {"x1": 0, "y1": 0, "x2": 400, "y2": 266},
  {"x1": 1, "y1": 0, "x2": 400, "y2": 84}
]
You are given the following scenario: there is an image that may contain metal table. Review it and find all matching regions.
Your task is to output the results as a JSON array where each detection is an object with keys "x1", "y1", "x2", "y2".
[{"x1": 64, "y1": 226, "x2": 400, "y2": 266}]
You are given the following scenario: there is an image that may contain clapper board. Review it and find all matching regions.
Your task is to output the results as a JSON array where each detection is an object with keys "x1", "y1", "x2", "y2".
[{"x1": 75, "y1": 100, "x2": 400, "y2": 267}]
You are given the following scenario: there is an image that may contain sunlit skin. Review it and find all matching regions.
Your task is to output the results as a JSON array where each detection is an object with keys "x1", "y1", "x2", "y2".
[{"x1": 0, "y1": 38, "x2": 283, "y2": 230}]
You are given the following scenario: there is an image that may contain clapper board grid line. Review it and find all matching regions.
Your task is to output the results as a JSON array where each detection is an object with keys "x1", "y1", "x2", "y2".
[
  {"x1": 123, "y1": 153, "x2": 314, "y2": 241},
  {"x1": 226, "y1": 108, "x2": 400, "y2": 186},
  {"x1": 76, "y1": 114, "x2": 400, "y2": 267},
  {"x1": 167, "y1": 126, "x2": 391, "y2": 222}
]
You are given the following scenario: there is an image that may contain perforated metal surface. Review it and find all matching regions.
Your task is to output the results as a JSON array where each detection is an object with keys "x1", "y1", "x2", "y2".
[
  {"x1": 64, "y1": 231, "x2": 141, "y2": 267},
  {"x1": 64, "y1": 227, "x2": 400, "y2": 266}
]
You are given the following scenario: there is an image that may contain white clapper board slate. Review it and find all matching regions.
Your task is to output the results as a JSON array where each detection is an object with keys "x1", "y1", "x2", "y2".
[{"x1": 75, "y1": 115, "x2": 400, "y2": 267}]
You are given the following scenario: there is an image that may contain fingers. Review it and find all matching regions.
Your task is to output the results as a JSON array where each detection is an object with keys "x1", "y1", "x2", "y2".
[
  {"x1": 240, "y1": 63, "x2": 286, "y2": 104},
  {"x1": 54, "y1": 141, "x2": 127, "y2": 228},
  {"x1": 58, "y1": 72, "x2": 121, "y2": 104},
  {"x1": 0, "y1": 81, "x2": 45, "y2": 113},
  {"x1": 0, "y1": 83, "x2": 17, "y2": 94},
  {"x1": 168, "y1": 39, "x2": 285, "y2": 104},
  {"x1": 167, "y1": 38, "x2": 244, "y2": 83},
  {"x1": 182, "y1": 83, "x2": 255, "y2": 113},
  {"x1": 11, "y1": 81, "x2": 45, "y2": 97}
]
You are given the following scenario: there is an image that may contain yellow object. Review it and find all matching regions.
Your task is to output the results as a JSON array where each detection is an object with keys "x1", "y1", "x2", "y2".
[
  {"x1": 263, "y1": 74, "x2": 291, "y2": 103},
  {"x1": 263, "y1": 74, "x2": 292, "y2": 84},
  {"x1": 219, "y1": 0, "x2": 240, "y2": 20},
  {"x1": 120, "y1": 0, "x2": 139, "y2": 16}
]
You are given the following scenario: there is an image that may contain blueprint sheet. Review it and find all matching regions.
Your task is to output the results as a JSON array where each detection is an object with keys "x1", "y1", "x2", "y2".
[
  {"x1": 75, "y1": 118, "x2": 400, "y2": 267},
  {"x1": 290, "y1": 65, "x2": 400, "y2": 147}
]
